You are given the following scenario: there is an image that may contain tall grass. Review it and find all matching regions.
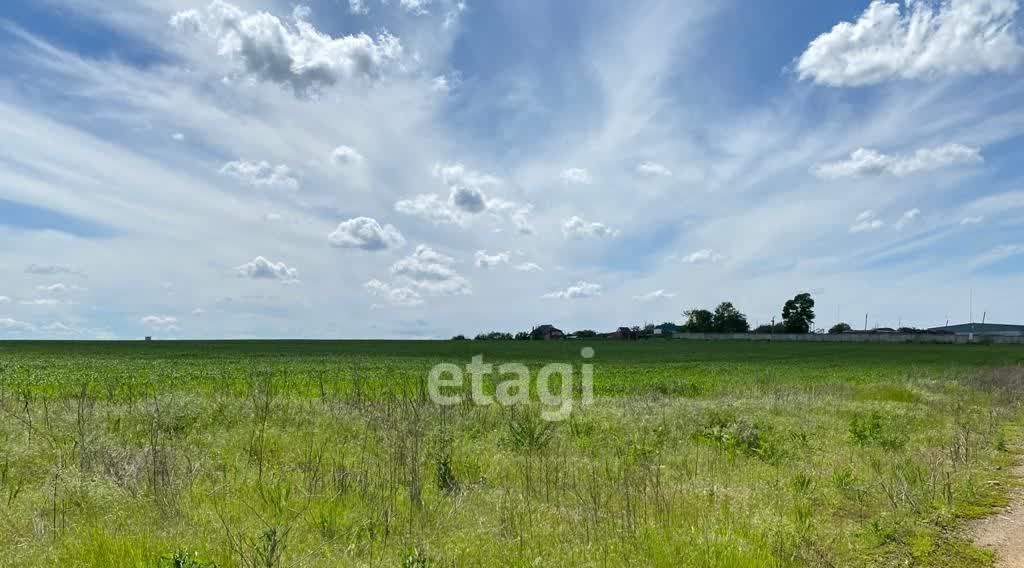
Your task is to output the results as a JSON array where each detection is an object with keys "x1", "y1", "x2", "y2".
[{"x1": 0, "y1": 341, "x2": 1021, "y2": 567}]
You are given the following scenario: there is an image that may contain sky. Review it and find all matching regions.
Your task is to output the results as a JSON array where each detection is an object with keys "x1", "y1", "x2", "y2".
[{"x1": 2, "y1": 0, "x2": 1024, "y2": 339}]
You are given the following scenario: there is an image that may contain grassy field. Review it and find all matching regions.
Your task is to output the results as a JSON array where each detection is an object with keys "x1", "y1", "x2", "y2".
[{"x1": 1, "y1": 340, "x2": 1023, "y2": 567}]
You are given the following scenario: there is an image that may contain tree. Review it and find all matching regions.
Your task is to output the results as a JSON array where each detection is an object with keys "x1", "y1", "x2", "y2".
[
  {"x1": 574, "y1": 329, "x2": 599, "y2": 338},
  {"x1": 829, "y1": 322, "x2": 852, "y2": 335},
  {"x1": 782, "y1": 293, "x2": 816, "y2": 334},
  {"x1": 682, "y1": 309, "x2": 715, "y2": 332},
  {"x1": 754, "y1": 323, "x2": 785, "y2": 334},
  {"x1": 711, "y1": 302, "x2": 750, "y2": 333},
  {"x1": 514, "y1": 331, "x2": 531, "y2": 341}
]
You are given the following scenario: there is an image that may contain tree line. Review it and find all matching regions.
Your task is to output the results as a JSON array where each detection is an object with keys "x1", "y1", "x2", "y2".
[{"x1": 681, "y1": 293, "x2": 816, "y2": 334}]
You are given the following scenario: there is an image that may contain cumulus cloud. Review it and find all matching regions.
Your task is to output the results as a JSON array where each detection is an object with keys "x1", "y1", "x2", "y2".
[
  {"x1": 391, "y1": 245, "x2": 471, "y2": 295},
  {"x1": 634, "y1": 289, "x2": 676, "y2": 302},
  {"x1": 331, "y1": 145, "x2": 365, "y2": 165},
  {"x1": 171, "y1": 132, "x2": 186, "y2": 142},
  {"x1": 560, "y1": 168, "x2": 592, "y2": 185},
  {"x1": 364, "y1": 279, "x2": 424, "y2": 306},
  {"x1": 562, "y1": 216, "x2": 619, "y2": 239},
  {"x1": 680, "y1": 249, "x2": 726, "y2": 264},
  {"x1": 169, "y1": 9, "x2": 204, "y2": 33},
  {"x1": 514, "y1": 262, "x2": 543, "y2": 272},
  {"x1": 140, "y1": 315, "x2": 179, "y2": 331},
  {"x1": 961, "y1": 215, "x2": 985, "y2": 225},
  {"x1": 0, "y1": 296, "x2": 10, "y2": 304},
  {"x1": 395, "y1": 194, "x2": 462, "y2": 225},
  {"x1": 850, "y1": 210, "x2": 885, "y2": 233},
  {"x1": 894, "y1": 208, "x2": 921, "y2": 230},
  {"x1": 474, "y1": 250, "x2": 511, "y2": 268},
  {"x1": 814, "y1": 144, "x2": 983, "y2": 179},
  {"x1": 796, "y1": 0, "x2": 1024, "y2": 87},
  {"x1": 349, "y1": 0, "x2": 369, "y2": 15},
  {"x1": 170, "y1": 1, "x2": 405, "y2": 95},
  {"x1": 0, "y1": 318, "x2": 33, "y2": 332},
  {"x1": 449, "y1": 184, "x2": 487, "y2": 213},
  {"x1": 637, "y1": 161, "x2": 673, "y2": 177},
  {"x1": 328, "y1": 217, "x2": 406, "y2": 251},
  {"x1": 400, "y1": 0, "x2": 432, "y2": 15},
  {"x1": 235, "y1": 256, "x2": 300, "y2": 282},
  {"x1": 220, "y1": 160, "x2": 300, "y2": 190},
  {"x1": 542, "y1": 281, "x2": 602, "y2": 300},
  {"x1": 397, "y1": 163, "x2": 530, "y2": 231}
]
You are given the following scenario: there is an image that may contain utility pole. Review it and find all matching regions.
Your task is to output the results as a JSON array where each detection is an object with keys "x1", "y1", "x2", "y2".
[
  {"x1": 982, "y1": 311, "x2": 987, "y2": 325},
  {"x1": 864, "y1": 313, "x2": 869, "y2": 331}
]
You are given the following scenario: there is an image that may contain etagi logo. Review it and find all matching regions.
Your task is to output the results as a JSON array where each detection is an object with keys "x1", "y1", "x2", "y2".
[{"x1": 428, "y1": 347, "x2": 596, "y2": 421}]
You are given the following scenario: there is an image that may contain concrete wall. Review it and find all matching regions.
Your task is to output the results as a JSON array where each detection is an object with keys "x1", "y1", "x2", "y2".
[{"x1": 671, "y1": 332, "x2": 1024, "y2": 345}]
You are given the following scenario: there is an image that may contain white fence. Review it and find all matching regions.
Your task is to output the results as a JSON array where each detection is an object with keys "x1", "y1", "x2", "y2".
[{"x1": 671, "y1": 332, "x2": 1024, "y2": 345}]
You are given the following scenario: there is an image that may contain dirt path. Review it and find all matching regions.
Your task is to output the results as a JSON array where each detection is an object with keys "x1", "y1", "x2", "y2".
[{"x1": 972, "y1": 463, "x2": 1024, "y2": 568}]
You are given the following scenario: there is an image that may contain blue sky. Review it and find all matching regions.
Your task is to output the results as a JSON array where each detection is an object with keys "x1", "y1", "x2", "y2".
[{"x1": 2, "y1": 0, "x2": 1024, "y2": 339}]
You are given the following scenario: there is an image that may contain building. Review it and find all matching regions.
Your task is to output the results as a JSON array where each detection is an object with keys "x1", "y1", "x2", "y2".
[
  {"x1": 607, "y1": 327, "x2": 638, "y2": 340},
  {"x1": 531, "y1": 324, "x2": 565, "y2": 340},
  {"x1": 927, "y1": 323, "x2": 1024, "y2": 337}
]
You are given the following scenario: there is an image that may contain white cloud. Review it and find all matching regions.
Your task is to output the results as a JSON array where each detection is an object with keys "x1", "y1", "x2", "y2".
[
  {"x1": 796, "y1": 0, "x2": 1024, "y2": 87},
  {"x1": 169, "y1": 9, "x2": 204, "y2": 34},
  {"x1": 25, "y1": 265, "x2": 82, "y2": 276},
  {"x1": 328, "y1": 217, "x2": 406, "y2": 251},
  {"x1": 364, "y1": 279, "x2": 424, "y2": 306},
  {"x1": 398, "y1": 163, "x2": 529, "y2": 230},
  {"x1": 220, "y1": 160, "x2": 299, "y2": 190},
  {"x1": 514, "y1": 262, "x2": 543, "y2": 272},
  {"x1": 192, "y1": 308, "x2": 206, "y2": 316},
  {"x1": 43, "y1": 322, "x2": 78, "y2": 335},
  {"x1": 21, "y1": 299, "x2": 61, "y2": 306},
  {"x1": 637, "y1": 161, "x2": 673, "y2": 177},
  {"x1": 449, "y1": 184, "x2": 487, "y2": 213},
  {"x1": 542, "y1": 281, "x2": 602, "y2": 300},
  {"x1": 140, "y1": 315, "x2": 179, "y2": 331},
  {"x1": 560, "y1": 168, "x2": 592, "y2": 185},
  {"x1": 400, "y1": 0, "x2": 432, "y2": 15},
  {"x1": 36, "y1": 283, "x2": 85, "y2": 293},
  {"x1": 395, "y1": 193, "x2": 462, "y2": 225},
  {"x1": 680, "y1": 249, "x2": 726, "y2": 264},
  {"x1": 961, "y1": 215, "x2": 985, "y2": 225},
  {"x1": 431, "y1": 75, "x2": 451, "y2": 93},
  {"x1": 433, "y1": 162, "x2": 500, "y2": 188},
  {"x1": 171, "y1": 1, "x2": 405, "y2": 95},
  {"x1": 349, "y1": 0, "x2": 369, "y2": 15},
  {"x1": 894, "y1": 208, "x2": 921, "y2": 230},
  {"x1": 0, "y1": 296, "x2": 10, "y2": 304},
  {"x1": 562, "y1": 216, "x2": 619, "y2": 239},
  {"x1": 0, "y1": 318, "x2": 33, "y2": 332},
  {"x1": 171, "y1": 132, "x2": 186, "y2": 142},
  {"x1": 634, "y1": 289, "x2": 677, "y2": 302},
  {"x1": 474, "y1": 250, "x2": 511, "y2": 268},
  {"x1": 850, "y1": 210, "x2": 885, "y2": 233},
  {"x1": 391, "y1": 245, "x2": 471, "y2": 295},
  {"x1": 970, "y1": 243, "x2": 1024, "y2": 268},
  {"x1": 235, "y1": 256, "x2": 300, "y2": 282},
  {"x1": 331, "y1": 145, "x2": 365, "y2": 165},
  {"x1": 814, "y1": 144, "x2": 983, "y2": 179}
]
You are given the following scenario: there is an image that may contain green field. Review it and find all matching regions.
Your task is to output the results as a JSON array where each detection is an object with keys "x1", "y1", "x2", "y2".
[{"x1": 1, "y1": 340, "x2": 1022, "y2": 567}]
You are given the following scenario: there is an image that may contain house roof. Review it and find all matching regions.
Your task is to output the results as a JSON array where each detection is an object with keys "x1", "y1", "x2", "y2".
[{"x1": 928, "y1": 323, "x2": 1024, "y2": 333}]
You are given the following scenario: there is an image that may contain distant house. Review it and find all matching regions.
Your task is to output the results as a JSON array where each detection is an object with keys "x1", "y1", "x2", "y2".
[
  {"x1": 607, "y1": 327, "x2": 638, "y2": 340},
  {"x1": 653, "y1": 323, "x2": 683, "y2": 336},
  {"x1": 531, "y1": 324, "x2": 565, "y2": 340},
  {"x1": 928, "y1": 323, "x2": 1024, "y2": 337}
]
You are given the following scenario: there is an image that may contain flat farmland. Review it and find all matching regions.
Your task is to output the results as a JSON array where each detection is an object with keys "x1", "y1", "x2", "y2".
[{"x1": 1, "y1": 340, "x2": 1022, "y2": 567}]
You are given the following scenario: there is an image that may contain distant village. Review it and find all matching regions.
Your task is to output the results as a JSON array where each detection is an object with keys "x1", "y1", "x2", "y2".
[{"x1": 454, "y1": 292, "x2": 1024, "y2": 341}]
